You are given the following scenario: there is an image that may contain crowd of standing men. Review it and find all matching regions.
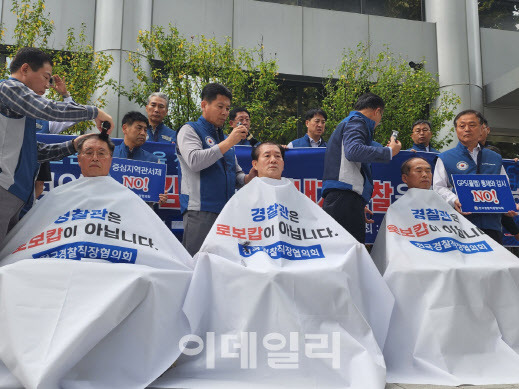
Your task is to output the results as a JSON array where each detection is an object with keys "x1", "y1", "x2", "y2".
[{"x1": 0, "y1": 46, "x2": 516, "y2": 254}]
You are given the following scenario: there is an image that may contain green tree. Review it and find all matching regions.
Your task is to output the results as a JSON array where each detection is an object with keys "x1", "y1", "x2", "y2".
[
  {"x1": 2, "y1": 0, "x2": 115, "y2": 134},
  {"x1": 322, "y1": 43, "x2": 460, "y2": 150},
  {"x1": 122, "y1": 24, "x2": 297, "y2": 143}
]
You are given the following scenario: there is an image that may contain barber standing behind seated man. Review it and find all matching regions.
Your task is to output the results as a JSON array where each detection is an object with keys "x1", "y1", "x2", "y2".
[
  {"x1": 287, "y1": 108, "x2": 327, "y2": 148},
  {"x1": 176, "y1": 83, "x2": 257, "y2": 256},
  {"x1": 145, "y1": 92, "x2": 176, "y2": 143},
  {"x1": 321, "y1": 92, "x2": 401, "y2": 244},
  {"x1": 433, "y1": 110, "x2": 516, "y2": 244},
  {"x1": 407, "y1": 119, "x2": 439, "y2": 153},
  {"x1": 0, "y1": 47, "x2": 114, "y2": 245}
]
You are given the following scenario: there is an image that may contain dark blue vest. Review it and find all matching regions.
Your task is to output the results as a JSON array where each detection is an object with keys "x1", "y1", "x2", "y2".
[
  {"x1": 439, "y1": 142, "x2": 503, "y2": 231},
  {"x1": 179, "y1": 116, "x2": 237, "y2": 214},
  {"x1": 409, "y1": 143, "x2": 438, "y2": 153},
  {"x1": 291, "y1": 134, "x2": 327, "y2": 148},
  {"x1": 113, "y1": 143, "x2": 159, "y2": 162},
  {"x1": 147, "y1": 122, "x2": 177, "y2": 143},
  {"x1": 35, "y1": 119, "x2": 50, "y2": 133}
]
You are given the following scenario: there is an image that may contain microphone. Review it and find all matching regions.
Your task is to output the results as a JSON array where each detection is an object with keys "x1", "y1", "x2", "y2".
[{"x1": 238, "y1": 122, "x2": 259, "y2": 146}]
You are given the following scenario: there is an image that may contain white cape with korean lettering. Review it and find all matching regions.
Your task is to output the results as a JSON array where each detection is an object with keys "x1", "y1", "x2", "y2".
[
  {"x1": 371, "y1": 188, "x2": 519, "y2": 386},
  {"x1": 152, "y1": 177, "x2": 394, "y2": 389},
  {"x1": 0, "y1": 176, "x2": 194, "y2": 389}
]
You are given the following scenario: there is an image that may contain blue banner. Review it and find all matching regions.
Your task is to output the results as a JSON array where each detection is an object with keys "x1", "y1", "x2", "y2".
[
  {"x1": 110, "y1": 158, "x2": 166, "y2": 202},
  {"x1": 409, "y1": 237, "x2": 493, "y2": 254},
  {"x1": 238, "y1": 241, "x2": 325, "y2": 260},
  {"x1": 37, "y1": 134, "x2": 519, "y2": 246},
  {"x1": 453, "y1": 174, "x2": 516, "y2": 213},
  {"x1": 33, "y1": 241, "x2": 138, "y2": 263}
]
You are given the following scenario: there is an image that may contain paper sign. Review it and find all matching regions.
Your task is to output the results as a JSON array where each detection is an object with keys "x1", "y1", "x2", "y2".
[
  {"x1": 110, "y1": 157, "x2": 166, "y2": 202},
  {"x1": 452, "y1": 174, "x2": 516, "y2": 213}
]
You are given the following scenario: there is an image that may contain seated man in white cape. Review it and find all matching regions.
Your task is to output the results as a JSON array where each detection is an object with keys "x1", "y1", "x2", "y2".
[
  {"x1": 371, "y1": 156, "x2": 519, "y2": 386},
  {"x1": 151, "y1": 142, "x2": 394, "y2": 389},
  {"x1": 0, "y1": 134, "x2": 194, "y2": 389}
]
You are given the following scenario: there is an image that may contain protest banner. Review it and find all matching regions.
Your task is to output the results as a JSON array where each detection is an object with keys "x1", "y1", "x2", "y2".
[
  {"x1": 0, "y1": 176, "x2": 191, "y2": 268},
  {"x1": 453, "y1": 174, "x2": 516, "y2": 213},
  {"x1": 154, "y1": 177, "x2": 394, "y2": 388},
  {"x1": 371, "y1": 188, "x2": 519, "y2": 385},
  {"x1": 37, "y1": 135, "x2": 519, "y2": 246},
  {"x1": 110, "y1": 157, "x2": 167, "y2": 202}
]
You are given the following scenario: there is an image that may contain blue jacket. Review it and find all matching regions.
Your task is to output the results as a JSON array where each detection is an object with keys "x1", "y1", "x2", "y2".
[
  {"x1": 290, "y1": 134, "x2": 327, "y2": 148},
  {"x1": 178, "y1": 116, "x2": 237, "y2": 214},
  {"x1": 322, "y1": 111, "x2": 391, "y2": 204},
  {"x1": 147, "y1": 123, "x2": 176, "y2": 143},
  {"x1": 113, "y1": 142, "x2": 159, "y2": 162},
  {"x1": 408, "y1": 143, "x2": 439, "y2": 153},
  {"x1": 438, "y1": 142, "x2": 503, "y2": 231}
]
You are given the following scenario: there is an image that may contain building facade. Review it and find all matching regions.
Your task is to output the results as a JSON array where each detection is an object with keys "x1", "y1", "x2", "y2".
[{"x1": 1, "y1": 0, "x2": 518, "y2": 146}]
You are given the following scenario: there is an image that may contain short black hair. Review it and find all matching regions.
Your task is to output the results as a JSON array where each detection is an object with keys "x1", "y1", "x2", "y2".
[
  {"x1": 201, "y1": 83, "x2": 232, "y2": 103},
  {"x1": 76, "y1": 133, "x2": 115, "y2": 155},
  {"x1": 412, "y1": 119, "x2": 432, "y2": 131},
  {"x1": 453, "y1": 109, "x2": 485, "y2": 128},
  {"x1": 251, "y1": 141, "x2": 285, "y2": 161},
  {"x1": 305, "y1": 108, "x2": 327, "y2": 121},
  {"x1": 122, "y1": 111, "x2": 149, "y2": 127},
  {"x1": 401, "y1": 157, "x2": 430, "y2": 175},
  {"x1": 229, "y1": 107, "x2": 250, "y2": 121},
  {"x1": 10, "y1": 47, "x2": 53, "y2": 73},
  {"x1": 354, "y1": 92, "x2": 385, "y2": 111}
]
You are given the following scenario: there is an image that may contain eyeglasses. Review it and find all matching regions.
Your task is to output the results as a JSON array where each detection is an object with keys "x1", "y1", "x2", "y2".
[
  {"x1": 413, "y1": 129, "x2": 430, "y2": 134},
  {"x1": 311, "y1": 119, "x2": 326, "y2": 125},
  {"x1": 81, "y1": 150, "x2": 111, "y2": 159}
]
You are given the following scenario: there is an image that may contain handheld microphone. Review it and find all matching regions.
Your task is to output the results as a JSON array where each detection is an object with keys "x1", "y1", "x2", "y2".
[{"x1": 238, "y1": 122, "x2": 259, "y2": 146}]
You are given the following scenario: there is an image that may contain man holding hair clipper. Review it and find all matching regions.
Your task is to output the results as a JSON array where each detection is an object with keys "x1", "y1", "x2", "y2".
[{"x1": 321, "y1": 92, "x2": 401, "y2": 243}]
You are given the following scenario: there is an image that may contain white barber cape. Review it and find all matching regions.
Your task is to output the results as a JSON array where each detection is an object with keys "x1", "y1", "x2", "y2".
[
  {"x1": 371, "y1": 188, "x2": 519, "y2": 386},
  {"x1": 0, "y1": 176, "x2": 194, "y2": 389},
  {"x1": 152, "y1": 177, "x2": 394, "y2": 389}
]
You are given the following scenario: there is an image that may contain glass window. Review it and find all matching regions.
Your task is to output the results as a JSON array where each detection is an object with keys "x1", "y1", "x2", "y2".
[
  {"x1": 363, "y1": 0, "x2": 423, "y2": 20},
  {"x1": 479, "y1": 0, "x2": 519, "y2": 31},
  {"x1": 301, "y1": 0, "x2": 361, "y2": 13},
  {"x1": 254, "y1": 0, "x2": 300, "y2": 5},
  {"x1": 272, "y1": 78, "x2": 326, "y2": 142},
  {"x1": 253, "y1": 0, "x2": 423, "y2": 20}
]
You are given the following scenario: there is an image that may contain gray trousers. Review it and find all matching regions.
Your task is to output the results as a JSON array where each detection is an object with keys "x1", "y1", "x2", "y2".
[
  {"x1": 182, "y1": 210, "x2": 219, "y2": 257},
  {"x1": 0, "y1": 187, "x2": 24, "y2": 246}
]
